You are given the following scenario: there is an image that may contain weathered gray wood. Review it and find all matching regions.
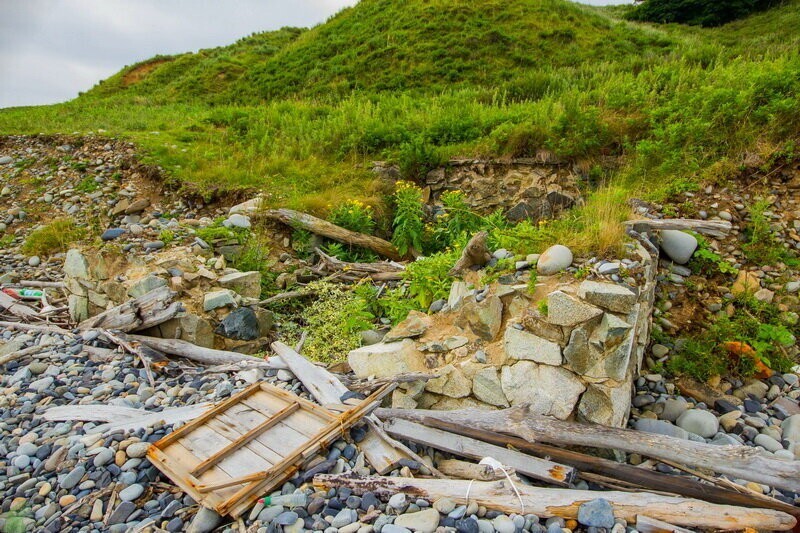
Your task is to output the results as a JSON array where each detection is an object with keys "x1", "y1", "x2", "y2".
[
  {"x1": 78, "y1": 286, "x2": 180, "y2": 332},
  {"x1": 271, "y1": 341, "x2": 409, "y2": 475},
  {"x1": 265, "y1": 208, "x2": 405, "y2": 260},
  {"x1": 383, "y1": 418, "x2": 574, "y2": 486},
  {"x1": 41, "y1": 403, "x2": 211, "y2": 434},
  {"x1": 314, "y1": 475, "x2": 796, "y2": 531},
  {"x1": 449, "y1": 231, "x2": 491, "y2": 276},
  {"x1": 0, "y1": 320, "x2": 73, "y2": 336},
  {"x1": 635, "y1": 515, "x2": 693, "y2": 533},
  {"x1": 376, "y1": 406, "x2": 800, "y2": 493},
  {"x1": 129, "y1": 335, "x2": 286, "y2": 368},
  {"x1": 0, "y1": 291, "x2": 39, "y2": 319},
  {"x1": 624, "y1": 218, "x2": 732, "y2": 238},
  {"x1": 437, "y1": 459, "x2": 507, "y2": 481}
]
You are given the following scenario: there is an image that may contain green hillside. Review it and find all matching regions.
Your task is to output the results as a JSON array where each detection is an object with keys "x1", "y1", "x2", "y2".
[{"x1": 1, "y1": 0, "x2": 799, "y2": 249}]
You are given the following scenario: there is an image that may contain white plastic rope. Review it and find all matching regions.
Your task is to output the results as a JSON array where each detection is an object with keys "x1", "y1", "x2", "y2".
[{"x1": 464, "y1": 457, "x2": 525, "y2": 515}]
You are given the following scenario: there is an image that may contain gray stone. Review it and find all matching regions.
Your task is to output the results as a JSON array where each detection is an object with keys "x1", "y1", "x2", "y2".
[
  {"x1": 385, "y1": 311, "x2": 431, "y2": 341},
  {"x1": 0, "y1": 155, "x2": 13, "y2": 165},
  {"x1": 425, "y1": 364, "x2": 471, "y2": 398},
  {"x1": 659, "y1": 230, "x2": 698, "y2": 264},
  {"x1": 754, "y1": 433, "x2": 783, "y2": 452},
  {"x1": 388, "y1": 493, "x2": 407, "y2": 510},
  {"x1": 634, "y1": 419, "x2": 689, "y2": 440},
  {"x1": 501, "y1": 361, "x2": 585, "y2": 420},
  {"x1": 203, "y1": 289, "x2": 238, "y2": 311},
  {"x1": 503, "y1": 326, "x2": 561, "y2": 365},
  {"x1": 119, "y1": 483, "x2": 144, "y2": 501},
  {"x1": 577, "y1": 383, "x2": 631, "y2": 428},
  {"x1": 225, "y1": 214, "x2": 251, "y2": 229},
  {"x1": 187, "y1": 507, "x2": 223, "y2": 533},
  {"x1": 128, "y1": 275, "x2": 167, "y2": 298},
  {"x1": 492, "y1": 515, "x2": 516, "y2": 533},
  {"x1": 457, "y1": 295, "x2": 503, "y2": 340},
  {"x1": 577, "y1": 498, "x2": 615, "y2": 529},
  {"x1": 547, "y1": 291, "x2": 603, "y2": 327},
  {"x1": 472, "y1": 367, "x2": 509, "y2": 407},
  {"x1": 661, "y1": 397, "x2": 689, "y2": 422},
  {"x1": 537, "y1": 245, "x2": 573, "y2": 275},
  {"x1": 578, "y1": 280, "x2": 637, "y2": 313},
  {"x1": 64, "y1": 249, "x2": 90, "y2": 279},
  {"x1": 101, "y1": 228, "x2": 126, "y2": 241},
  {"x1": 216, "y1": 307, "x2": 260, "y2": 341},
  {"x1": 218, "y1": 271, "x2": 261, "y2": 299},
  {"x1": 676, "y1": 409, "x2": 719, "y2": 438},
  {"x1": 107, "y1": 501, "x2": 136, "y2": 525}
]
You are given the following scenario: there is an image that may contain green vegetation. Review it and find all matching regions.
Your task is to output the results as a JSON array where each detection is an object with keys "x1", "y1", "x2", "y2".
[
  {"x1": 689, "y1": 234, "x2": 739, "y2": 275},
  {"x1": 301, "y1": 281, "x2": 375, "y2": 363},
  {"x1": 1, "y1": 0, "x2": 799, "y2": 252},
  {"x1": 627, "y1": 0, "x2": 783, "y2": 27},
  {"x1": 22, "y1": 219, "x2": 87, "y2": 256},
  {"x1": 741, "y1": 197, "x2": 797, "y2": 266},
  {"x1": 667, "y1": 296, "x2": 798, "y2": 380}
]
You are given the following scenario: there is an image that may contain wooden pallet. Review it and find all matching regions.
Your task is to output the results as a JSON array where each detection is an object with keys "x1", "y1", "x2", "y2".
[{"x1": 147, "y1": 381, "x2": 391, "y2": 518}]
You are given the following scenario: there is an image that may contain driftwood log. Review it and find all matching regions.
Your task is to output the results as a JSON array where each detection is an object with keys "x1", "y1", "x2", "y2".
[
  {"x1": 376, "y1": 406, "x2": 800, "y2": 493},
  {"x1": 314, "y1": 475, "x2": 796, "y2": 531},
  {"x1": 271, "y1": 342, "x2": 411, "y2": 475},
  {"x1": 264, "y1": 208, "x2": 404, "y2": 261},
  {"x1": 78, "y1": 286, "x2": 182, "y2": 332},
  {"x1": 624, "y1": 218, "x2": 732, "y2": 239},
  {"x1": 437, "y1": 459, "x2": 508, "y2": 481},
  {"x1": 0, "y1": 291, "x2": 40, "y2": 320},
  {"x1": 313, "y1": 248, "x2": 405, "y2": 282},
  {"x1": 449, "y1": 231, "x2": 491, "y2": 276},
  {"x1": 41, "y1": 403, "x2": 211, "y2": 435},
  {"x1": 0, "y1": 321, "x2": 73, "y2": 336},
  {"x1": 383, "y1": 418, "x2": 575, "y2": 486},
  {"x1": 399, "y1": 414, "x2": 800, "y2": 517},
  {"x1": 129, "y1": 335, "x2": 286, "y2": 369}
]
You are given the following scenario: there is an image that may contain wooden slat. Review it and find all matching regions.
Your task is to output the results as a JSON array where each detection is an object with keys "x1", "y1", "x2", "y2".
[
  {"x1": 219, "y1": 404, "x2": 313, "y2": 458},
  {"x1": 148, "y1": 443, "x2": 228, "y2": 508},
  {"x1": 192, "y1": 402, "x2": 300, "y2": 477},
  {"x1": 382, "y1": 418, "x2": 575, "y2": 486},
  {"x1": 178, "y1": 424, "x2": 265, "y2": 481},
  {"x1": 155, "y1": 382, "x2": 262, "y2": 449},
  {"x1": 258, "y1": 382, "x2": 337, "y2": 421},
  {"x1": 242, "y1": 392, "x2": 326, "y2": 438}
]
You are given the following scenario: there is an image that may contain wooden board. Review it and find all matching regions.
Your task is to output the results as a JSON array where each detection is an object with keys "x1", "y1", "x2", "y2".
[{"x1": 148, "y1": 381, "x2": 390, "y2": 518}]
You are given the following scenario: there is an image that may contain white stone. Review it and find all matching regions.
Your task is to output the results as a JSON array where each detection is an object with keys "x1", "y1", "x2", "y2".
[
  {"x1": 659, "y1": 230, "x2": 698, "y2": 264},
  {"x1": 472, "y1": 367, "x2": 509, "y2": 407},
  {"x1": 501, "y1": 361, "x2": 585, "y2": 420},
  {"x1": 348, "y1": 339, "x2": 425, "y2": 379},
  {"x1": 394, "y1": 509, "x2": 440, "y2": 533},
  {"x1": 203, "y1": 289, "x2": 238, "y2": 311},
  {"x1": 676, "y1": 409, "x2": 719, "y2": 438},
  {"x1": 503, "y1": 326, "x2": 561, "y2": 365},
  {"x1": 781, "y1": 414, "x2": 800, "y2": 443},
  {"x1": 225, "y1": 213, "x2": 251, "y2": 229},
  {"x1": 547, "y1": 291, "x2": 603, "y2": 327},
  {"x1": 537, "y1": 244, "x2": 573, "y2": 275},
  {"x1": 578, "y1": 280, "x2": 637, "y2": 313}
]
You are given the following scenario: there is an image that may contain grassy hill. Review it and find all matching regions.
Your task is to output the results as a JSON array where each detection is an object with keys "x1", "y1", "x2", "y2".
[{"x1": 1, "y1": 0, "x2": 799, "y2": 247}]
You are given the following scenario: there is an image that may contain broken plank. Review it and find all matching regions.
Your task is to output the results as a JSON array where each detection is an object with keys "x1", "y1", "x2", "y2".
[
  {"x1": 377, "y1": 406, "x2": 800, "y2": 493},
  {"x1": 0, "y1": 291, "x2": 39, "y2": 319},
  {"x1": 314, "y1": 475, "x2": 796, "y2": 531},
  {"x1": 383, "y1": 418, "x2": 574, "y2": 486},
  {"x1": 437, "y1": 459, "x2": 507, "y2": 481},
  {"x1": 129, "y1": 335, "x2": 286, "y2": 368},
  {"x1": 389, "y1": 413, "x2": 800, "y2": 518},
  {"x1": 624, "y1": 218, "x2": 732, "y2": 238},
  {"x1": 78, "y1": 286, "x2": 180, "y2": 332},
  {"x1": 41, "y1": 404, "x2": 211, "y2": 435},
  {"x1": 271, "y1": 341, "x2": 409, "y2": 475},
  {"x1": 635, "y1": 516, "x2": 693, "y2": 533},
  {"x1": 192, "y1": 402, "x2": 300, "y2": 476}
]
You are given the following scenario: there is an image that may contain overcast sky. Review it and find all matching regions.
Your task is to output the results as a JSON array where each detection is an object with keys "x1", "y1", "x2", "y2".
[{"x1": 0, "y1": 0, "x2": 632, "y2": 109}]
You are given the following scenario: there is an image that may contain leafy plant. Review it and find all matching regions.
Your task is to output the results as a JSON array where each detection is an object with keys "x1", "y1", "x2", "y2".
[
  {"x1": 76, "y1": 176, "x2": 100, "y2": 193},
  {"x1": 324, "y1": 199, "x2": 378, "y2": 262},
  {"x1": 689, "y1": 233, "x2": 739, "y2": 275},
  {"x1": 404, "y1": 249, "x2": 459, "y2": 309},
  {"x1": 301, "y1": 281, "x2": 375, "y2": 363},
  {"x1": 391, "y1": 180, "x2": 425, "y2": 257},
  {"x1": 234, "y1": 232, "x2": 276, "y2": 297},
  {"x1": 537, "y1": 299, "x2": 549, "y2": 316},
  {"x1": 527, "y1": 271, "x2": 539, "y2": 295},
  {"x1": 377, "y1": 286, "x2": 423, "y2": 324},
  {"x1": 427, "y1": 191, "x2": 482, "y2": 252},
  {"x1": 742, "y1": 197, "x2": 795, "y2": 266},
  {"x1": 158, "y1": 229, "x2": 175, "y2": 244}
]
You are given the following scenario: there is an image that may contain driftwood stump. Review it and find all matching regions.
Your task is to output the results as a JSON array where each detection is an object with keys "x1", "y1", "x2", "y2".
[{"x1": 449, "y1": 231, "x2": 491, "y2": 276}]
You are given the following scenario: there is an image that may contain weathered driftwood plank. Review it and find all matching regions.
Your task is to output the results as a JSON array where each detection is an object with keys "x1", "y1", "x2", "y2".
[
  {"x1": 313, "y1": 248, "x2": 406, "y2": 282},
  {"x1": 264, "y1": 208, "x2": 404, "y2": 260},
  {"x1": 376, "y1": 406, "x2": 800, "y2": 493},
  {"x1": 635, "y1": 515, "x2": 693, "y2": 533},
  {"x1": 41, "y1": 403, "x2": 211, "y2": 434},
  {"x1": 401, "y1": 414, "x2": 800, "y2": 517},
  {"x1": 449, "y1": 231, "x2": 491, "y2": 276},
  {"x1": 0, "y1": 320, "x2": 73, "y2": 336},
  {"x1": 271, "y1": 341, "x2": 410, "y2": 475},
  {"x1": 314, "y1": 475, "x2": 796, "y2": 531},
  {"x1": 0, "y1": 291, "x2": 40, "y2": 320},
  {"x1": 383, "y1": 418, "x2": 574, "y2": 486},
  {"x1": 78, "y1": 286, "x2": 181, "y2": 332},
  {"x1": 437, "y1": 459, "x2": 507, "y2": 481},
  {"x1": 624, "y1": 218, "x2": 732, "y2": 239},
  {"x1": 129, "y1": 335, "x2": 286, "y2": 369}
]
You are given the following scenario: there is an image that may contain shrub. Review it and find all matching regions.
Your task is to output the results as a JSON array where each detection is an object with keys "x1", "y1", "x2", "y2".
[
  {"x1": 325, "y1": 199, "x2": 378, "y2": 261},
  {"x1": 22, "y1": 219, "x2": 86, "y2": 256},
  {"x1": 391, "y1": 181, "x2": 425, "y2": 257},
  {"x1": 404, "y1": 249, "x2": 459, "y2": 309},
  {"x1": 689, "y1": 233, "x2": 739, "y2": 275},
  {"x1": 427, "y1": 191, "x2": 482, "y2": 253},
  {"x1": 742, "y1": 197, "x2": 795, "y2": 265},
  {"x1": 301, "y1": 281, "x2": 375, "y2": 363},
  {"x1": 626, "y1": 0, "x2": 783, "y2": 27},
  {"x1": 234, "y1": 232, "x2": 276, "y2": 297}
]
